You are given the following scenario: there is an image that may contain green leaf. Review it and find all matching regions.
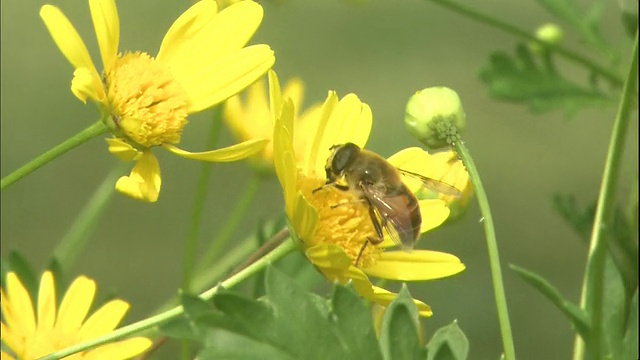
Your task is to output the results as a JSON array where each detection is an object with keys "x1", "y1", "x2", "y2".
[
  {"x1": 425, "y1": 321, "x2": 469, "y2": 360},
  {"x1": 479, "y1": 44, "x2": 611, "y2": 118},
  {"x1": 622, "y1": 11, "x2": 639, "y2": 40},
  {"x1": 380, "y1": 285, "x2": 422, "y2": 360},
  {"x1": 534, "y1": 0, "x2": 615, "y2": 60},
  {"x1": 510, "y1": 264, "x2": 590, "y2": 339},
  {"x1": 622, "y1": 290, "x2": 638, "y2": 360},
  {"x1": 194, "y1": 265, "x2": 384, "y2": 359},
  {"x1": 552, "y1": 193, "x2": 596, "y2": 242},
  {"x1": 602, "y1": 255, "x2": 627, "y2": 360}
]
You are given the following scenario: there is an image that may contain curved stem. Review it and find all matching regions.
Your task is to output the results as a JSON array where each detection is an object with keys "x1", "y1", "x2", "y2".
[
  {"x1": 425, "y1": 0, "x2": 623, "y2": 87},
  {"x1": 181, "y1": 108, "x2": 223, "y2": 293},
  {"x1": 39, "y1": 237, "x2": 297, "y2": 360},
  {"x1": 1, "y1": 120, "x2": 109, "y2": 190},
  {"x1": 573, "y1": 30, "x2": 638, "y2": 360},
  {"x1": 454, "y1": 141, "x2": 516, "y2": 360},
  {"x1": 52, "y1": 164, "x2": 126, "y2": 273}
]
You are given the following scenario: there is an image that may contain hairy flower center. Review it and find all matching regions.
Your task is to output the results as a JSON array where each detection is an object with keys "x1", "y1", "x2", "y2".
[
  {"x1": 105, "y1": 52, "x2": 189, "y2": 148},
  {"x1": 299, "y1": 176, "x2": 381, "y2": 268}
]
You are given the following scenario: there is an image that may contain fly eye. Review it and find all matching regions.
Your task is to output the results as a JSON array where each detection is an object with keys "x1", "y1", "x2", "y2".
[{"x1": 331, "y1": 146, "x2": 355, "y2": 173}]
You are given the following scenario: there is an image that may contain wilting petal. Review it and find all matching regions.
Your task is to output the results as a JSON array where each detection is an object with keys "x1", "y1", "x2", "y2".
[
  {"x1": 365, "y1": 250, "x2": 464, "y2": 281},
  {"x1": 106, "y1": 138, "x2": 144, "y2": 162},
  {"x1": 115, "y1": 150, "x2": 161, "y2": 202},
  {"x1": 55, "y1": 276, "x2": 95, "y2": 333},
  {"x1": 178, "y1": 45, "x2": 275, "y2": 113},
  {"x1": 79, "y1": 300, "x2": 129, "y2": 339},
  {"x1": 84, "y1": 338, "x2": 153, "y2": 359},
  {"x1": 89, "y1": 0, "x2": 119, "y2": 71},
  {"x1": 4, "y1": 273, "x2": 36, "y2": 336},
  {"x1": 159, "y1": 1, "x2": 263, "y2": 69},
  {"x1": 370, "y1": 286, "x2": 433, "y2": 317},
  {"x1": 40, "y1": 5, "x2": 104, "y2": 100},
  {"x1": 37, "y1": 272, "x2": 56, "y2": 331},
  {"x1": 163, "y1": 138, "x2": 268, "y2": 162},
  {"x1": 156, "y1": 0, "x2": 219, "y2": 64},
  {"x1": 71, "y1": 68, "x2": 103, "y2": 104}
]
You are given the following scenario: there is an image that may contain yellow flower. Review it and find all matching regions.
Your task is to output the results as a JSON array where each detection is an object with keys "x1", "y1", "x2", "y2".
[
  {"x1": 1, "y1": 271, "x2": 151, "y2": 359},
  {"x1": 40, "y1": 0, "x2": 275, "y2": 202},
  {"x1": 270, "y1": 71, "x2": 465, "y2": 317},
  {"x1": 224, "y1": 73, "x2": 322, "y2": 170}
]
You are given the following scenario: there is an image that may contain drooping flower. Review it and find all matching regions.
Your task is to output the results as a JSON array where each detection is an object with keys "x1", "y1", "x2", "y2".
[
  {"x1": 40, "y1": 0, "x2": 275, "y2": 202},
  {"x1": 269, "y1": 71, "x2": 466, "y2": 317},
  {"x1": 1, "y1": 271, "x2": 151, "y2": 359},
  {"x1": 223, "y1": 73, "x2": 322, "y2": 170}
]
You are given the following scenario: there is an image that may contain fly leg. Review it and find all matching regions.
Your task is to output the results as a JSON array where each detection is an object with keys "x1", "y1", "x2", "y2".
[{"x1": 355, "y1": 199, "x2": 385, "y2": 267}]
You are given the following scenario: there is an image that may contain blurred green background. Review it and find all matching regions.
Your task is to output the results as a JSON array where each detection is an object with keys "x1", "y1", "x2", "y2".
[{"x1": 1, "y1": 0, "x2": 637, "y2": 358}]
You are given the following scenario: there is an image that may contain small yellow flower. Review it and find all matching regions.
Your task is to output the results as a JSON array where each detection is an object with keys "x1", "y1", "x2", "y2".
[
  {"x1": 270, "y1": 71, "x2": 465, "y2": 317},
  {"x1": 1, "y1": 271, "x2": 151, "y2": 359},
  {"x1": 224, "y1": 73, "x2": 322, "y2": 170},
  {"x1": 40, "y1": 0, "x2": 275, "y2": 202}
]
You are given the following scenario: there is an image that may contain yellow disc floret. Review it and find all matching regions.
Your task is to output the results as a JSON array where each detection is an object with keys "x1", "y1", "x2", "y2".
[{"x1": 105, "y1": 52, "x2": 189, "y2": 148}]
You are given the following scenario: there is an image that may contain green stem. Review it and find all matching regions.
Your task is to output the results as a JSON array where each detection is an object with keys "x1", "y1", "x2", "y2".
[
  {"x1": 52, "y1": 164, "x2": 125, "y2": 274},
  {"x1": 196, "y1": 175, "x2": 261, "y2": 272},
  {"x1": 425, "y1": 0, "x2": 623, "y2": 87},
  {"x1": 181, "y1": 108, "x2": 223, "y2": 293},
  {"x1": 1, "y1": 120, "x2": 108, "y2": 190},
  {"x1": 573, "y1": 30, "x2": 638, "y2": 360},
  {"x1": 454, "y1": 141, "x2": 516, "y2": 360},
  {"x1": 40, "y1": 238, "x2": 297, "y2": 360}
]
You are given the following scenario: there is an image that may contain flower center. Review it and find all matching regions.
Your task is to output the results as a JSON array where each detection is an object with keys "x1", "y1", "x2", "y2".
[
  {"x1": 105, "y1": 52, "x2": 189, "y2": 148},
  {"x1": 299, "y1": 176, "x2": 381, "y2": 268}
]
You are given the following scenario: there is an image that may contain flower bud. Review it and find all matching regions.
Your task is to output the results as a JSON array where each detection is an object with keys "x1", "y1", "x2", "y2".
[
  {"x1": 404, "y1": 87, "x2": 466, "y2": 150},
  {"x1": 530, "y1": 23, "x2": 563, "y2": 53}
]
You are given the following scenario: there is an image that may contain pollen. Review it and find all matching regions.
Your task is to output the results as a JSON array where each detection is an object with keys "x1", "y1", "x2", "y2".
[
  {"x1": 299, "y1": 176, "x2": 382, "y2": 268},
  {"x1": 105, "y1": 52, "x2": 189, "y2": 148}
]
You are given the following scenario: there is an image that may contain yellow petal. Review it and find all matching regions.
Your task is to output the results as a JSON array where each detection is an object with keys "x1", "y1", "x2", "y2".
[
  {"x1": 370, "y1": 286, "x2": 433, "y2": 317},
  {"x1": 39, "y1": 5, "x2": 104, "y2": 100},
  {"x1": 302, "y1": 91, "x2": 338, "y2": 176},
  {"x1": 179, "y1": 45, "x2": 275, "y2": 114},
  {"x1": 159, "y1": 1, "x2": 264, "y2": 69},
  {"x1": 364, "y1": 250, "x2": 465, "y2": 281},
  {"x1": 89, "y1": 0, "x2": 119, "y2": 72},
  {"x1": 55, "y1": 276, "x2": 96, "y2": 333},
  {"x1": 71, "y1": 68, "x2": 104, "y2": 104},
  {"x1": 156, "y1": 0, "x2": 219, "y2": 64},
  {"x1": 293, "y1": 194, "x2": 318, "y2": 243},
  {"x1": 273, "y1": 99, "x2": 297, "y2": 217},
  {"x1": 1, "y1": 350, "x2": 17, "y2": 360},
  {"x1": 84, "y1": 337, "x2": 152, "y2": 359},
  {"x1": 163, "y1": 138, "x2": 268, "y2": 162},
  {"x1": 1, "y1": 322, "x2": 21, "y2": 359},
  {"x1": 115, "y1": 150, "x2": 161, "y2": 202},
  {"x1": 305, "y1": 93, "x2": 372, "y2": 176},
  {"x1": 305, "y1": 244, "x2": 352, "y2": 270},
  {"x1": 3, "y1": 273, "x2": 36, "y2": 336},
  {"x1": 78, "y1": 300, "x2": 129, "y2": 340},
  {"x1": 418, "y1": 199, "x2": 450, "y2": 233},
  {"x1": 37, "y1": 271, "x2": 56, "y2": 331},
  {"x1": 268, "y1": 70, "x2": 283, "y2": 125},
  {"x1": 106, "y1": 138, "x2": 144, "y2": 162}
]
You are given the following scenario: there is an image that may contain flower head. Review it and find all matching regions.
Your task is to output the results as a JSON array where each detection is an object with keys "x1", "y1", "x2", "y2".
[
  {"x1": 270, "y1": 72, "x2": 465, "y2": 317},
  {"x1": 40, "y1": 0, "x2": 275, "y2": 202},
  {"x1": 224, "y1": 73, "x2": 322, "y2": 171},
  {"x1": 1, "y1": 271, "x2": 151, "y2": 359}
]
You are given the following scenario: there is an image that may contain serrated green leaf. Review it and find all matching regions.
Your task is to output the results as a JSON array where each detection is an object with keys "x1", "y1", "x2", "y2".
[
  {"x1": 623, "y1": 290, "x2": 638, "y2": 360},
  {"x1": 330, "y1": 285, "x2": 384, "y2": 360},
  {"x1": 380, "y1": 285, "x2": 422, "y2": 360},
  {"x1": 534, "y1": 0, "x2": 615, "y2": 60},
  {"x1": 426, "y1": 321, "x2": 469, "y2": 360},
  {"x1": 510, "y1": 264, "x2": 590, "y2": 339},
  {"x1": 479, "y1": 44, "x2": 611, "y2": 118},
  {"x1": 159, "y1": 316, "x2": 199, "y2": 341},
  {"x1": 552, "y1": 193, "x2": 595, "y2": 242},
  {"x1": 182, "y1": 292, "x2": 217, "y2": 320}
]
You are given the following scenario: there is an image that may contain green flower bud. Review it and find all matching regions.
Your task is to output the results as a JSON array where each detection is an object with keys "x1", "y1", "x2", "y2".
[
  {"x1": 530, "y1": 23, "x2": 563, "y2": 53},
  {"x1": 404, "y1": 87, "x2": 466, "y2": 150}
]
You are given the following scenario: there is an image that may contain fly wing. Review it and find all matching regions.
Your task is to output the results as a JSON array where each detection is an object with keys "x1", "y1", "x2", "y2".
[
  {"x1": 399, "y1": 169, "x2": 461, "y2": 197},
  {"x1": 362, "y1": 185, "x2": 417, "y2": 250}
]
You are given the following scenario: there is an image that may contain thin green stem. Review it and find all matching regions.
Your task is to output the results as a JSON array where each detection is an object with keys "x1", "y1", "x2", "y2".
[
  {"x1": 573, "y1": 30, "x2": 638, "y2": 360},
  {"x1": 425, "y1": 0, "x2": 623, "y2": 87},
  {"x1": 454, "y1": 141, "x2": 516, "y2": 360},
  {"x1": 1, "y1": 120, "x2": 109, "y2": 190},
  {"x1": 52, "y1": 164, "x2": 126, "y2": 274},
  {"x1": 196, "y1": 175, "x2": 262, "y2": 272},
  {"x1": 181, "y1": 108, "x2": 223, "y2": 293},
  {"x1": 39, "y1": 237, "x2": 297, "y2": 360}
]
